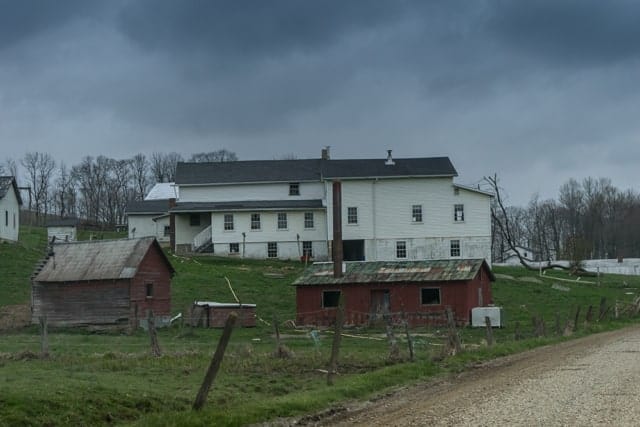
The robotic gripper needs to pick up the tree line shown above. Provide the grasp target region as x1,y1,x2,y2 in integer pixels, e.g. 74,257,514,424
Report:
1,150,237,226
489,175,640,263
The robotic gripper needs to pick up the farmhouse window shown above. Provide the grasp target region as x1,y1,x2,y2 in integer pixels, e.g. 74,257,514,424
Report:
224,214,234,231
163,225,170,236
302,241,313,258
190,214,201,226
229,242,240,253
146,283,154,298
347,207,358,224
13,212,16,229
421,288,441,305
322,290,341,308
277,212,288,230
450,239,461,257
454,187,460,196
396,241,407,258
454,204,464,222
267,242,278,258
289,183,300,196
251,213,261,230
412,205,423,222
304,212,314,229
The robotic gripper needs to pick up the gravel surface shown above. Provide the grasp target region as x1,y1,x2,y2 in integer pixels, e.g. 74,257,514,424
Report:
321,325,640,426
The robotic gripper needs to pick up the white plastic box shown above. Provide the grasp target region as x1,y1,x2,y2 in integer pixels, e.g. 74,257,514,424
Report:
471,307,504,328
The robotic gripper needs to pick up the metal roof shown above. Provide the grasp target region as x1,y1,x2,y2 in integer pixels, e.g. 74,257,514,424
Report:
0,176,23,205
293,259,494,286
33,237,175,283
45,218,79,227
175,157,457,185
145,182,179,200
170,199,324,213
127,199,171,215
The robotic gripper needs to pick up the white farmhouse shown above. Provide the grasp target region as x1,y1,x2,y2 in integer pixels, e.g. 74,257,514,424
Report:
170,150,493,263
126,183,179,244
0,176,22,242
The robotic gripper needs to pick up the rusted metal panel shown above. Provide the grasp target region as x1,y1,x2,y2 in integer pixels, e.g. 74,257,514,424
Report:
293,259,494,286
33,237,174,282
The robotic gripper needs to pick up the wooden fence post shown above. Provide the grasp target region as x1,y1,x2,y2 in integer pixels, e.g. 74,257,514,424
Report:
39,315,49,359
445,307,462,355
484,316,494,347
573,306,581,332
385,316,400,362
193,312,238,411
147,310,162,357
403,318,415,362
554,312,562,335
327,295,345,386
599,297,607,321
585,305,594,327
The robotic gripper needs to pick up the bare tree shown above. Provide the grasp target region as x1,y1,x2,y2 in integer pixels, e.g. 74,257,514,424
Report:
189,149,237,163
131,153,150,200
151,152,184,183
21,152,56,221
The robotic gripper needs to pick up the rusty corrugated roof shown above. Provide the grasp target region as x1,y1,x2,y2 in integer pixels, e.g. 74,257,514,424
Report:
33,237,174,282
293,259,494,286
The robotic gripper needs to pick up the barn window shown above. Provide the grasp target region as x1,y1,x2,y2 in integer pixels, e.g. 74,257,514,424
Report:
163,225,170,236
277,212,288,230
450,240,461,257
412,205,422,222
146,283,154,298
347,207,358,224
421,288,441,305
322,290,341,308
289,183,300,196
190,214,201,226
251,213,261,230
396,241,407,258
267,242,278,258
454,204,464,222
304,212,314,229
224,214,234,230
302,241,313,258
229,242,240,253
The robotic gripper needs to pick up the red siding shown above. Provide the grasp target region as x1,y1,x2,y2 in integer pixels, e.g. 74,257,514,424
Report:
296,267,493,327
129,244,172,327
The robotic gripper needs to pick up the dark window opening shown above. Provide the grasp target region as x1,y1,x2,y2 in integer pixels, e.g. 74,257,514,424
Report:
251,213,261,230
146,283,154,298
322,290,341,308
267,242,278,258
302,241,313,257
421,288,441,305
343,239,365,261
190,214,201,226
229,243,240,253
347,207,358,224
289,183,300,196
163,225,170,236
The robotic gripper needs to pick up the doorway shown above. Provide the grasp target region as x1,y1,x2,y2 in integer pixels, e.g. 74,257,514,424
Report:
343,239,365,261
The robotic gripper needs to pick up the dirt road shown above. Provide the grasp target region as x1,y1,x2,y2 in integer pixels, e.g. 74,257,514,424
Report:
323,325,640,426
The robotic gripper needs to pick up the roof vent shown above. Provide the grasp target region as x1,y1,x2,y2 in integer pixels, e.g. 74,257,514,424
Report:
385,149,395,166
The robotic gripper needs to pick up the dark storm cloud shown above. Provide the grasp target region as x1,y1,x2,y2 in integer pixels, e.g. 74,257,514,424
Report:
487,0,640,65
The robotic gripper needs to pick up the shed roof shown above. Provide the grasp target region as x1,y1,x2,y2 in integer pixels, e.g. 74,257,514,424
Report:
170,199,324,213
33,237,174,282
293,259,494,286
46,218,79,227
0,176,23,205
127,199,171,215
175,157,457,185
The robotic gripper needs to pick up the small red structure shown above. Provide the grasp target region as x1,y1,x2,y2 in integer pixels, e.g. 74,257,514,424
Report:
192,302,257,328
31,237,174,328
294,259,494,327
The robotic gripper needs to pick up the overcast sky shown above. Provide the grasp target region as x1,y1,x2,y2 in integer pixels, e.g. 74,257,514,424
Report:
1,0,639,206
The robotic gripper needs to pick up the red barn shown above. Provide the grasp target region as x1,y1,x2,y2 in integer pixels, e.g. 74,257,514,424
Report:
31,237,174,328
294,259,494,327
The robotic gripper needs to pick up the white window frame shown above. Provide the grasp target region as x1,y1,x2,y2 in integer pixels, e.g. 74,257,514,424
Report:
412,205,423,223
302,241,313,258
454,204,464,222
347,207,358,225
229,242,240,254
250,213,261,230
396,241,407,259
289,182,300,196
277,212,288,230
304,212,314,229
267,242,278,258
224,214,234,231
450,239,461,257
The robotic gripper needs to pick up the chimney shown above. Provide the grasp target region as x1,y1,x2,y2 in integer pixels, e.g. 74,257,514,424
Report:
169,198,176,252
332,181,343,278
385,150,395,166
321,146,331,160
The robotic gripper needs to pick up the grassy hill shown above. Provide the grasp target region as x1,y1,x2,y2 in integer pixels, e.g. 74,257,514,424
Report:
2,226,640,425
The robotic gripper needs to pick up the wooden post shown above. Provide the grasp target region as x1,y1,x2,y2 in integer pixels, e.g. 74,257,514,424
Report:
39,316,49,359
484,316,494,347
532,315,545,337
445,307,462,355
555,312,562,335
327,295,345,386
585,305,594,326
573,306,581,332
403,318,414,362
193,312,238,411
385,316,400,362
599,297,607,321
147,310,162,357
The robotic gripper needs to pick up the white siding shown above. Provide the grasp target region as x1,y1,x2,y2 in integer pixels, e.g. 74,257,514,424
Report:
174,213,211,246
47,226,77,242
0,186,20,242
128,215,171,242
179,182,325,203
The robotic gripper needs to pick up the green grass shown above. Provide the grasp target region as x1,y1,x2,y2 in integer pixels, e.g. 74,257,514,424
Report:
2,226,640,426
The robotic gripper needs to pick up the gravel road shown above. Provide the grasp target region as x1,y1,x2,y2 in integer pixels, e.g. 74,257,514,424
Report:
323,325,640,426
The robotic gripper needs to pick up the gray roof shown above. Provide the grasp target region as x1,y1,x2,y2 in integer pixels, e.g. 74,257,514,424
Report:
170,199,324,213
0,176,23,205
293,259,494,286
127,199,171,215
175,157,457,185
33,237,174,283
46,218,79,227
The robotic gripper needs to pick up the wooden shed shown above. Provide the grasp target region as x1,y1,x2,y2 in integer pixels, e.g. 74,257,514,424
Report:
46,218,79,242
31,237,174,328
191,301,257,328
294,259,494,327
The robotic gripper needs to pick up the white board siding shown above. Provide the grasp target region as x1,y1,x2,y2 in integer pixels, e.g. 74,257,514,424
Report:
366,236,491,264
47,226,77,243
214,240,329,260
0,184,20,242
326,178,491,240
179,182,325,203
210,210,327,244
174,213,211,246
